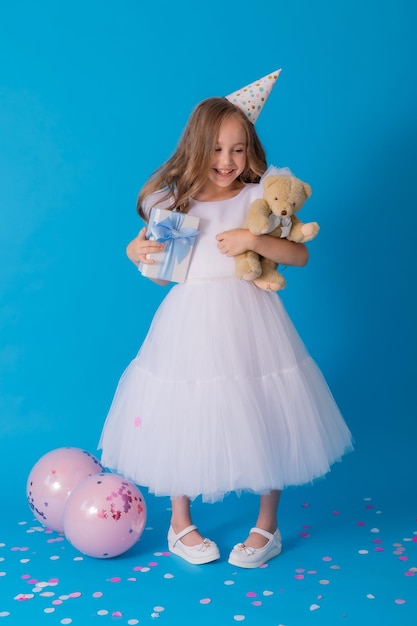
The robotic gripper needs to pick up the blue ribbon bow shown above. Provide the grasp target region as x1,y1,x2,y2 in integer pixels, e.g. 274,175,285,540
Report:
147,212,199,280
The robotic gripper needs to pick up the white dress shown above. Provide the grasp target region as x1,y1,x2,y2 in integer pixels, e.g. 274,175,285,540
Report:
99,169,353,503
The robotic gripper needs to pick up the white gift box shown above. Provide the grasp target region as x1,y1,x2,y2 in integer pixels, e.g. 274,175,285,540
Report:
139,208,200,283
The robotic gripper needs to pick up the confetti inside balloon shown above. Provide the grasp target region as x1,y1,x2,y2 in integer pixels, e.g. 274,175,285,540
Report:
63,473,147,558
26,447,104,532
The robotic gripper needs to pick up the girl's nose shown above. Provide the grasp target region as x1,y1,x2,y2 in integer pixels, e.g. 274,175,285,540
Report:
219,151,233,165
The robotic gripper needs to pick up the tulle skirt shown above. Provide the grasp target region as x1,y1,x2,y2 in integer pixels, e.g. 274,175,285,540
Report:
99,277,353,502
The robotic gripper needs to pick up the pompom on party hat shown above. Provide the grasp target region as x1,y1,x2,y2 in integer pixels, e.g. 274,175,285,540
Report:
226,69,281,122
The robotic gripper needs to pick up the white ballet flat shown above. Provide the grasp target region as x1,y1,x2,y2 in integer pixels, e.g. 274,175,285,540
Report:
228,527,282,568
167,524,220,565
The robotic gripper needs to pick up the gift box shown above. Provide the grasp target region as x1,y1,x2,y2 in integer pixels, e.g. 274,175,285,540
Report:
139,208,200,283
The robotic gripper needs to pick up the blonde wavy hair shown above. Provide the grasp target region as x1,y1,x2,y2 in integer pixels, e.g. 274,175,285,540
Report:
137,97,267,219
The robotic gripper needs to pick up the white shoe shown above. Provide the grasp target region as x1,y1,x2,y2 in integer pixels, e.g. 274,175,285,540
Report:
228,527,282,568
168,524,220,565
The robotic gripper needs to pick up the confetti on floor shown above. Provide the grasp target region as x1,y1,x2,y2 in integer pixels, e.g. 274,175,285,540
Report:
1,479,416,626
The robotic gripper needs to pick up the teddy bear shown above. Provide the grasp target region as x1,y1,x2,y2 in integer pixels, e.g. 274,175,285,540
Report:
235,174,319,291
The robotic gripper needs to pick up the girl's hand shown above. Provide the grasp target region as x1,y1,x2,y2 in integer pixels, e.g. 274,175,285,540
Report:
215,228,256,257
126,227,164,266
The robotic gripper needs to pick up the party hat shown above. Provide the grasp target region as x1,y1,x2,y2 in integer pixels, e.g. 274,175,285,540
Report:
226,69,281,122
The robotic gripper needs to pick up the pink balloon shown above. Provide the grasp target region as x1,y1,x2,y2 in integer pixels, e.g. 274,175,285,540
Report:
26,447,104,532
63,473,147,558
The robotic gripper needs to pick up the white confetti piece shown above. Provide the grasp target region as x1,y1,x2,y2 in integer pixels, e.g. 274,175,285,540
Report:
44,608,55,614
61,619,72,625
154,606,165,612
224,580,235,585
367,594,375,599
310,604,320,611
163,573,174,579
97,609,109,615
358,550,369,554
234,616,246,622
0,612,11,617
127,621,139,625
263,590,274,596
370,528,380,533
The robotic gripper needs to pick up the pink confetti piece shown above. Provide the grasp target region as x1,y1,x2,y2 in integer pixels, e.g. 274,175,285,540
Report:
246,592,257,597
200,598,211,604
109,577,121,583
251,601,262,606
148,561,158,567
404,571,415,577
332,511,340,515
357,521,365,526
299,532,310,538
301,503,310,508
322,556,332,562
398,556,409,561
69,592,82,598
395,599,406,605
112,611,123,617
294,574,304,580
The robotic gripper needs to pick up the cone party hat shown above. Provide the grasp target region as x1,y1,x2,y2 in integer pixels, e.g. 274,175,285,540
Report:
226,69,281,122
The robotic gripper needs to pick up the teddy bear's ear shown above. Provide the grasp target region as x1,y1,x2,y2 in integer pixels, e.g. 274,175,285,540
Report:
302,182,312,199
263,176,279,189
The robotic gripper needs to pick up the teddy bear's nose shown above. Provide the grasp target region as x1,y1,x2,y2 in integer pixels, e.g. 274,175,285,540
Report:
281,210,287,216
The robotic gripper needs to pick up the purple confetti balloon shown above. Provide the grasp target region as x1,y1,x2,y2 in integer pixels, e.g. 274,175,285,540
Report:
63,473,147,558
26,447,104,532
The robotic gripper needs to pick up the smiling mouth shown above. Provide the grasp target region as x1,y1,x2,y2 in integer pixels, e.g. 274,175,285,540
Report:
214,168,234,175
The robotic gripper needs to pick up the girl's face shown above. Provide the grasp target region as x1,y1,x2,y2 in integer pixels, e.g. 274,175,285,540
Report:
204,116,247,192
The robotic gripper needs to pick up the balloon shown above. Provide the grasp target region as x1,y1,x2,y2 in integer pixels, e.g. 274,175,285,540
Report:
26,447,104,532
63,473,147,558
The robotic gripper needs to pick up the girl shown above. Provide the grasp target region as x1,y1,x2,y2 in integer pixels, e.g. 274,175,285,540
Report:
99,95,353,568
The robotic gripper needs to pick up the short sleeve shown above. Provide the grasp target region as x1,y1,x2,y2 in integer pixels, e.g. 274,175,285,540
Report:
141,190,174,221
260,165,294,182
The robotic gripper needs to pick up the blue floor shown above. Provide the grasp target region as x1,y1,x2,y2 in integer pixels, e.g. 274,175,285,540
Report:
1,443,416,625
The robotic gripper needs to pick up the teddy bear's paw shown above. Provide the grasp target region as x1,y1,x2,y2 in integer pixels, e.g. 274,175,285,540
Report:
249,220,270,236
242,270,262,281
253,275,286,291
301,222,320,241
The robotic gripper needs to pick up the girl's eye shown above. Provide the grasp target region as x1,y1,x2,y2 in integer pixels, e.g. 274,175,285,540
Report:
234,149,243,153
214,147,222,152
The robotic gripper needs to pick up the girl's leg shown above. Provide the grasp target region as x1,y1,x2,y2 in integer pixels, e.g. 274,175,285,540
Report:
170,496,205,546
243,490,281,548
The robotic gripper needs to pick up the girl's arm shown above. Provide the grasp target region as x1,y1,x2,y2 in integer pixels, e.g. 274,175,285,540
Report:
216,228,309,266
126,227,170,286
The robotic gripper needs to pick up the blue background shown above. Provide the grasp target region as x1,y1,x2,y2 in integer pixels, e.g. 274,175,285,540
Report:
1,0,416,508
